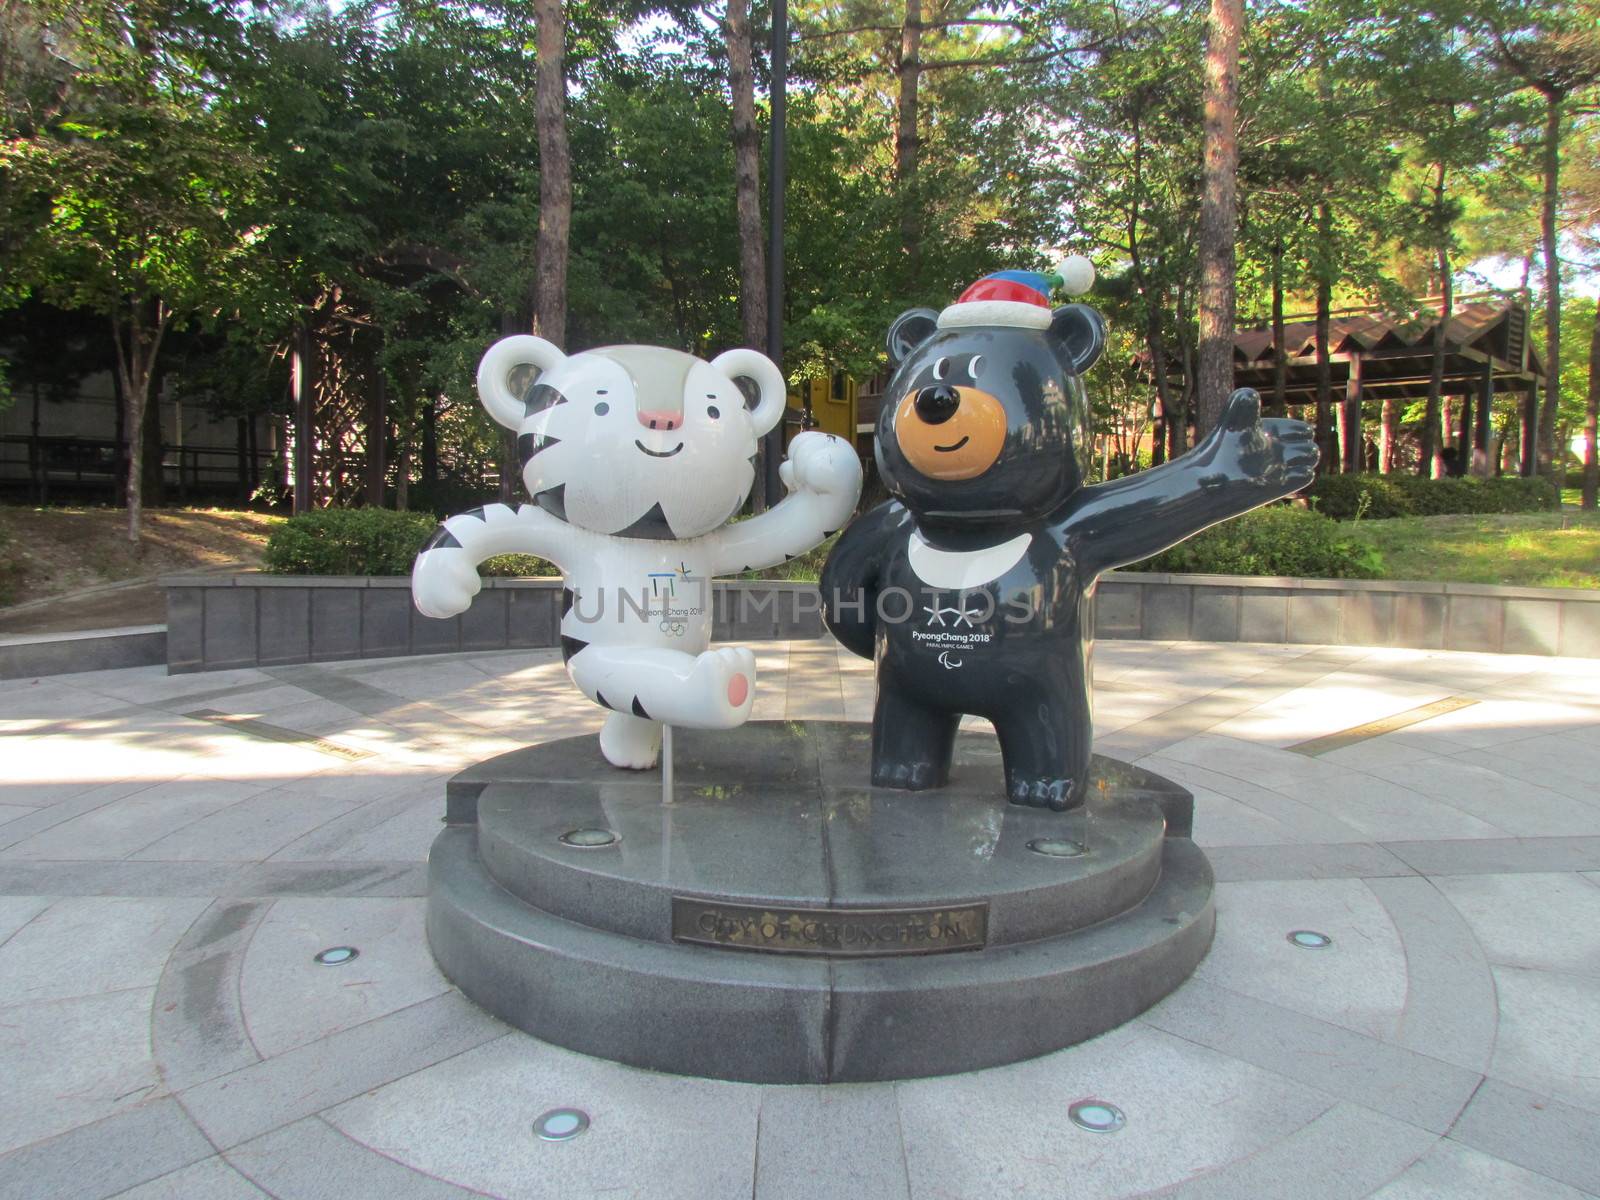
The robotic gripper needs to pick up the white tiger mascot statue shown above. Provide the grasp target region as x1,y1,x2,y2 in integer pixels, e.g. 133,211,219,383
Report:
412,335,863,770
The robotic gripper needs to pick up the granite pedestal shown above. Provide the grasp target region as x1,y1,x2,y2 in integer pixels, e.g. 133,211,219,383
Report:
426,721,1215,1083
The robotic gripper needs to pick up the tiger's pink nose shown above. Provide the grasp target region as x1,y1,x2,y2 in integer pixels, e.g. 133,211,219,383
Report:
637,410,682,431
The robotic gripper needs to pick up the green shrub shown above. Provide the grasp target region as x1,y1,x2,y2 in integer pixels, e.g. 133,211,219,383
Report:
1121,505,1384,580
1306,473,1558,520
262,508,439,576
481,554,559,577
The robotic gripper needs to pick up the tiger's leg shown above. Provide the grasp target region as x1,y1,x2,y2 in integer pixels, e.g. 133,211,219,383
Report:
567,644,757,770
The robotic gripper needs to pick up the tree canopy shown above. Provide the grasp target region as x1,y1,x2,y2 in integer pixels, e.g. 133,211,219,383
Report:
1,0,1597,521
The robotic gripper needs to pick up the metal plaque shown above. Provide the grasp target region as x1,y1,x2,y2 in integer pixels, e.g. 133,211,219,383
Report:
671,897,988,957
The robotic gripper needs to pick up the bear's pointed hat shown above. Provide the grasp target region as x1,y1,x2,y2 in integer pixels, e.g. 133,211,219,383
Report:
937,255,1096,330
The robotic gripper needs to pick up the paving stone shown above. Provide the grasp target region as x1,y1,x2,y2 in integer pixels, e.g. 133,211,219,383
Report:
0,989,164,1155
1484,964,1600,1115
897,1022,1333,1200
0,1099,213,1200
0,896,207,1006
1152,1102,1436,1200
109,1156,272,1199
152,900,268,1092
1450,1078,1600,1195
1428,873,1600,973
1365,876,1499,1074
226,1118,479,1199
178,990,505,1148
129,787,370,862
1364,760,1600,839
1194,879,1407,1042
1203,842,1415,882
753,1085,909,1200
1387,839,1600,878
1374,1138,1592,1199
324,1033,761,1200
0,896,49,946
238,898,449,1058
1143,979,1482,1135
4,778,272,861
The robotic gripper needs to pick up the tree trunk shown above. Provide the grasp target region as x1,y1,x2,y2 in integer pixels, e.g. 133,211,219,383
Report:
1313,250,1334,474
1271,240,1286,415
1380,396,1397,473
1420,245,1452,478
1196,0,1241,436
532,0,570,347
110,300,168,545
1537,88,1562,479
141,369,164,508
1146,307,1176,469
896,0,922,281
727,0,767,351
1584,295,1599,509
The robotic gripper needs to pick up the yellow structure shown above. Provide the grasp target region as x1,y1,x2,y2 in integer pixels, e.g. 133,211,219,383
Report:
785,373,858,444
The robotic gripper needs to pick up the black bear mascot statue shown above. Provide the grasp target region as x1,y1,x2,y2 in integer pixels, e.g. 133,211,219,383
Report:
821,263,1319,812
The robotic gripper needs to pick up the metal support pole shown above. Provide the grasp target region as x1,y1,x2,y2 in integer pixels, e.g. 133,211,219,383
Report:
764,0,787,507
661,724,674,804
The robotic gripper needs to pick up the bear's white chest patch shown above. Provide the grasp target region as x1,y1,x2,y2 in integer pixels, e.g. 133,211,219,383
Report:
907,530,1032,590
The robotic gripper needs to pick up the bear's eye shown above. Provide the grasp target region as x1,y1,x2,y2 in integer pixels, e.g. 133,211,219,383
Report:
707,405,720,419
967,355,984,380
932,358,950,381
594,401,610,416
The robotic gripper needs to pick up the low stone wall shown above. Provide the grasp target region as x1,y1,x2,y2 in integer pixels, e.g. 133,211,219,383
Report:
161,576,829,674
1,625,167,680
1095,573,1600,658
162,571,1600,674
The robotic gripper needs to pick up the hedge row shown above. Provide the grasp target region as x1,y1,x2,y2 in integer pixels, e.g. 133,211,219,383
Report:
1304,474,1558,520
262,508,557,577
1120,505,1384,580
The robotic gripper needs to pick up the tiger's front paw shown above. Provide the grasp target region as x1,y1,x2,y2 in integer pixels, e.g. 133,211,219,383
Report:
412,545,481,619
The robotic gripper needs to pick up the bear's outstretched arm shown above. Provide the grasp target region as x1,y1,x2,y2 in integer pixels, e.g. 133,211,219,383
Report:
820,501,908,661
412,502,581,619
1060,389,1318,576
704,431,863,576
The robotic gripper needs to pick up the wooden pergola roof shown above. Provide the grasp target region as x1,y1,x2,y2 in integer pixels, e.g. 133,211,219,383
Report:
1230,296,1545,403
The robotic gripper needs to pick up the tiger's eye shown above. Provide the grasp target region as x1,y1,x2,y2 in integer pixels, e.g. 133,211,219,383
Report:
707,405,720,419
594,401,610,415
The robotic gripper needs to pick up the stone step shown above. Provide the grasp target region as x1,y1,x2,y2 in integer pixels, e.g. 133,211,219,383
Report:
426,825,1215,1084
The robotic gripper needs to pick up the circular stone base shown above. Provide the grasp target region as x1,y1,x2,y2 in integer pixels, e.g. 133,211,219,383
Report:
427,721,1214,1083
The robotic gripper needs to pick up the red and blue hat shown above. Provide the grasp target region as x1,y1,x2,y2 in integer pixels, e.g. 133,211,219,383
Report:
938,256,1096,330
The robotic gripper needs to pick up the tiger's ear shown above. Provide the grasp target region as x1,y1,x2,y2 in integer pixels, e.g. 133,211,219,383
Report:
477,336,566,429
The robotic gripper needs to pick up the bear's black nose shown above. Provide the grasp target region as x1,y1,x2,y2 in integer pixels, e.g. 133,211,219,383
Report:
914,385,961,425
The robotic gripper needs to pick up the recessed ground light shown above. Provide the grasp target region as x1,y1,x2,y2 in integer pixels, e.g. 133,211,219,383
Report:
1069,1100,1125,1132
1287,930,1333,949
559,828,619,848
314,946,358,965
1027,837,1087,858
534,1108,590,1140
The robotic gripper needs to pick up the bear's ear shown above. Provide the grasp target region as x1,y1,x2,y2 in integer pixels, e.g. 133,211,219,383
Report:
886,308,939,367
1049,304,1107,375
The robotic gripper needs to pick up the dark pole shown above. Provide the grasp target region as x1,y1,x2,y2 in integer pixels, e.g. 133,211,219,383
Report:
764,0,787,506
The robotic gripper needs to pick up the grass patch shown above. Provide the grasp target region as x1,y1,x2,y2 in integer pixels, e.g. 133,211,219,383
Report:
1357,510,1600,589
749,510,1599,590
